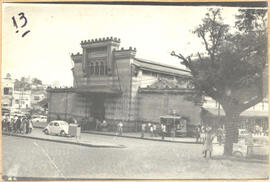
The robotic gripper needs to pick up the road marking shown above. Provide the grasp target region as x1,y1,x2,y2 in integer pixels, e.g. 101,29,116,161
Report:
33,141,66,179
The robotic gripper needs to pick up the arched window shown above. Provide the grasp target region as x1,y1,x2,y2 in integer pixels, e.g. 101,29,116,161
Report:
95,62,99,75
90,63,94,75
100,62,104,75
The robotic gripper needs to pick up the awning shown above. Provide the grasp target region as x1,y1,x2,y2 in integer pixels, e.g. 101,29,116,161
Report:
203,107,268,118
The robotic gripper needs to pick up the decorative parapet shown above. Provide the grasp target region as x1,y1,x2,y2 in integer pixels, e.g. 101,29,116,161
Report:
71,52,82,63
113,47,137,59
80,37,121,48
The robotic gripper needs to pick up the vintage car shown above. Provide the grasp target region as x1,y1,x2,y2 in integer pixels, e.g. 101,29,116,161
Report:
43,120,69,136
233,136,268,158
32,115,47,123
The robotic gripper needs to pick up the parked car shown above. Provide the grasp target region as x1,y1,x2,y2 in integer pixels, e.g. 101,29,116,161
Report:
43,120,69,136
233,136,269,158
32,115,47,123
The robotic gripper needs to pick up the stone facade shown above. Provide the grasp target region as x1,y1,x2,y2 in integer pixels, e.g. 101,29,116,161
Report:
47,37,201,132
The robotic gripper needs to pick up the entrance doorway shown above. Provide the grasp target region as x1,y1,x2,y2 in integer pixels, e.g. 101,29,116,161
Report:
91,94,105,122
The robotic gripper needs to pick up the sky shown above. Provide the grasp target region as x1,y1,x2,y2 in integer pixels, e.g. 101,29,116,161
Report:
2,4,240,86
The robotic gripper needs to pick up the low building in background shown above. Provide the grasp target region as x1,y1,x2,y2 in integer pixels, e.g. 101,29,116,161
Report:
202,97,268,132
1,74,48,115
13,90,31,110
1,74,15,114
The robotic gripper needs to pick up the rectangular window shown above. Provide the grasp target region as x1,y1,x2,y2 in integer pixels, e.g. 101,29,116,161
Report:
15,100,19,104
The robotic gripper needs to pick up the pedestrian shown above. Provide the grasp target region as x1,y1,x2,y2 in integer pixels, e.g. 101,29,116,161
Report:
153,124,157,137
202,127,215,158
200,126,206,143
161,123,166,140
25,118,30,134
11,118,16,133
141,123,146,138
15,116,21,133
20,117,26,134
117,121,123,136
2,116,7,131
216,127,223,145
150,124,154,137
28,119,33,134
195,126,200,143
96,119,101,131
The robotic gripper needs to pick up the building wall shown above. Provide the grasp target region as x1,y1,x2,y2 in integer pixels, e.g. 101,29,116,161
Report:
104,56,134,130
13,90,31,109
47,91,88,123
31,92,46,105
1,77,15,109
138,92,201,126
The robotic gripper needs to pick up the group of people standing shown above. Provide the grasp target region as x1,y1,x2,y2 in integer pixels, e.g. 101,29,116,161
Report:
141,122,166,140
2,115,33,134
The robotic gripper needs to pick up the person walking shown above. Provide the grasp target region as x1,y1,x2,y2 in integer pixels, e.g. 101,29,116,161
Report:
153,124,157,137
161,123,166,140
141,123,146,138
15,116,21,133
28,119,33,134
20,117,26,134
25,118,30,134
2,115,6,131
195,126,200,143
117,121,123,136
217,127,223,145
202,127,215,158
150,124,154,137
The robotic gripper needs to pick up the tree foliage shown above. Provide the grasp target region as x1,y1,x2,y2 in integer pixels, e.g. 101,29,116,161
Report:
172,8,267,155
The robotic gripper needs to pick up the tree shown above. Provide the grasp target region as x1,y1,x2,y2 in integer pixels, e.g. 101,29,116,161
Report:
171,8,267,155
32,78,43,85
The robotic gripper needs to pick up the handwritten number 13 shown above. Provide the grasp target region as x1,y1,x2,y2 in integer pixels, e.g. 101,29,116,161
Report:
12,12,30,37
12,12,27,28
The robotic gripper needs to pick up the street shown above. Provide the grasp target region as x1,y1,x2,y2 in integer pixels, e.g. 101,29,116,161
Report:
2,133,269,180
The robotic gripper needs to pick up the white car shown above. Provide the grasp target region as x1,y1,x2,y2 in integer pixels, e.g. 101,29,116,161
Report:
32,115,47,123
233,136,269,158
43,120,69,136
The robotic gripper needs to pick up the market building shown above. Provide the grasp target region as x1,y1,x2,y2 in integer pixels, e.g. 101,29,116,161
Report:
47,37,202,132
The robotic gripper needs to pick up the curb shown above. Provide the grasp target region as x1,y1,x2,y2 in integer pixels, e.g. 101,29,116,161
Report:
83,131,199,144
2,132,125,149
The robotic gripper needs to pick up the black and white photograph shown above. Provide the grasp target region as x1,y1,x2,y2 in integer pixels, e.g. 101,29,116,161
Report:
2,2,268,180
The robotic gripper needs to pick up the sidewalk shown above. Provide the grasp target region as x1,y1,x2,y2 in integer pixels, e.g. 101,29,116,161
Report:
83,130,207,144
2,129,125,149
32,122,202,144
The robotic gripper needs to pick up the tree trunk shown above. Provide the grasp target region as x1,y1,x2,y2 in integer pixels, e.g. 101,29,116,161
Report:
223,112,240,156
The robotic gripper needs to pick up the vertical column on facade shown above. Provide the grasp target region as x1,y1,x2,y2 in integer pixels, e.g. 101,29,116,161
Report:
82,48,87,74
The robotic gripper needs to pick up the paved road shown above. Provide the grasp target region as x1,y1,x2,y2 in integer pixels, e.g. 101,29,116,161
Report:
2,134,268,180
